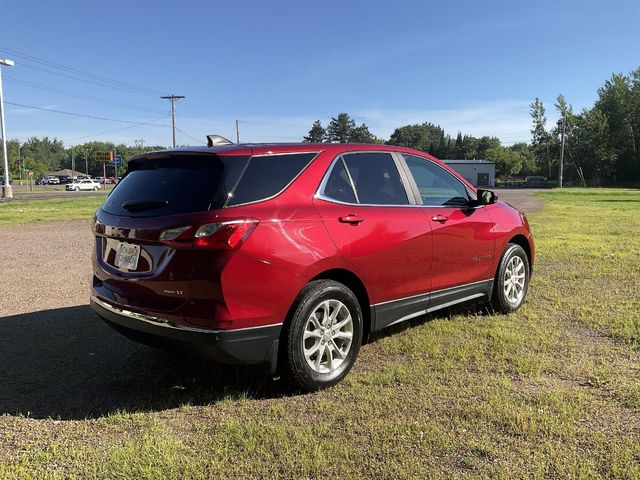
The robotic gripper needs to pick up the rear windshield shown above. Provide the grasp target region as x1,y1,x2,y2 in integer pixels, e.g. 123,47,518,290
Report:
101,154,248,217
101,151,316,217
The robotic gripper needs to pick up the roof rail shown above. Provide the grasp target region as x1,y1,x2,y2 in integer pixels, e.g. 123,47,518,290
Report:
207,135,234,147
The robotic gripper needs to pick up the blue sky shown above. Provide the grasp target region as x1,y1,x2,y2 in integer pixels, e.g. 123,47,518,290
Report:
2,0,639,147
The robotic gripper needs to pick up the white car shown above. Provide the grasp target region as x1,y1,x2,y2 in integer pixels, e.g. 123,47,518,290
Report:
43,176,60,185
66,178,101,191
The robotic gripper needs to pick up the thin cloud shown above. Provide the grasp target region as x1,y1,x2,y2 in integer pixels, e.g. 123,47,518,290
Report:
9,100,536,147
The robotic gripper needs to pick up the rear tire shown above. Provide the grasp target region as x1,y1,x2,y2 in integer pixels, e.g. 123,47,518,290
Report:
491,243,530,313
283,280,363,391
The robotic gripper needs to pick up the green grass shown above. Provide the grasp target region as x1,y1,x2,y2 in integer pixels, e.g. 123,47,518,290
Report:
1,188,639,479
0,196,104,225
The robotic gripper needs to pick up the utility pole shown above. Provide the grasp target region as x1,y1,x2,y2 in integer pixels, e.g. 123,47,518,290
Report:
558,111,566,188
161,95,185,148
236,120,240,143
18,142,21,184
0,57,15,199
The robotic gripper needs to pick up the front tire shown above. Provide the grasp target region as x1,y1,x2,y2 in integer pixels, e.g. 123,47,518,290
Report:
284,280,363,391
491,243,530,313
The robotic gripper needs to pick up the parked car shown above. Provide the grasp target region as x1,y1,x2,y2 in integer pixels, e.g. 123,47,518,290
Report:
66,178,101,191
525,176,546,188
90,143,534,390
41,176,60,185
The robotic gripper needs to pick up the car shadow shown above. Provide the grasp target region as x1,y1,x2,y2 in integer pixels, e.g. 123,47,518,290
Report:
1,302,493,420
0,306,292,420
366,300,494,344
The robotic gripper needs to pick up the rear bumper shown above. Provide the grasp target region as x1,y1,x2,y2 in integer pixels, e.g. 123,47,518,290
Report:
90,296,281,371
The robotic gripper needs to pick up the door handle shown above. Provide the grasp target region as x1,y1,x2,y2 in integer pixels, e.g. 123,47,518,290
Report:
339,214,365,225
431,214,449,223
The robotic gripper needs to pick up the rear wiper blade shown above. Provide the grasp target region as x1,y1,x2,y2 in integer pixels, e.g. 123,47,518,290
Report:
121,199,169,212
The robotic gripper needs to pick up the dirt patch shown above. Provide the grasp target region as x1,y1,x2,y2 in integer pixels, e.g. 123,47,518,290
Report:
495,189,544,213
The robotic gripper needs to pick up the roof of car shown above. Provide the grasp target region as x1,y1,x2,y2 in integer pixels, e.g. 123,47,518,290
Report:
128,142,441,162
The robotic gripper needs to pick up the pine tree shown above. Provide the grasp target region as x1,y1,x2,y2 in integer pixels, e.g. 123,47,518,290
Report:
350,123,376,143
303,120,326,143
326,113,356,143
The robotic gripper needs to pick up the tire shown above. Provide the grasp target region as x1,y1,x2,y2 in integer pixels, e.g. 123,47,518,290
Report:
283,280,363,391
93,186,98,191
491,243,530,313
74,187,79,191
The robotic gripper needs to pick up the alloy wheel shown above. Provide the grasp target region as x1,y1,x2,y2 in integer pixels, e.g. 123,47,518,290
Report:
303,299,353,374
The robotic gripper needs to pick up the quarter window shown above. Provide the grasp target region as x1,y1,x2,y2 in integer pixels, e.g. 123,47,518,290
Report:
227,153,316,206
403,154,470,206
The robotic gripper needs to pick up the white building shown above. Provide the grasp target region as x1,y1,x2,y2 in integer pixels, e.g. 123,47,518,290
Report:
441,159,495,187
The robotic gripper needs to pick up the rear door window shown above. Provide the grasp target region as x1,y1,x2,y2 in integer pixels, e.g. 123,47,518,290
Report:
341,152,409,205
322,158,358,204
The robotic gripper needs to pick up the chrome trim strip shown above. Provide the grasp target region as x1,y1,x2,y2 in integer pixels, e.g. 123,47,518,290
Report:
252,150,321,157
370,278,493,307
91,296,282,334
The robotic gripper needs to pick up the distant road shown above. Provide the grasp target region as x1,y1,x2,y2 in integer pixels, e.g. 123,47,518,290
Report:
0,185,112,202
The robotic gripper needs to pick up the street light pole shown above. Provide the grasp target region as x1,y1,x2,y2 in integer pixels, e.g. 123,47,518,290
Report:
0,58,15,199
160,95,185,148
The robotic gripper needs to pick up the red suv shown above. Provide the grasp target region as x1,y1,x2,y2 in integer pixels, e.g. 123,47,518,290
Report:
90,142,534,390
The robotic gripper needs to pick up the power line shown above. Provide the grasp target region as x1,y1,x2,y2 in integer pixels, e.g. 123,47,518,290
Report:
61,116,169,143
0,45,167,96
4,75,166,114
16,63,163,98
176,127,201,144
5,101,171,127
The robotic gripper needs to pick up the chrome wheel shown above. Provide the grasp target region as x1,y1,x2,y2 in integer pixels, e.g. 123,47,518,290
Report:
503,255,526,304
303,299,353,374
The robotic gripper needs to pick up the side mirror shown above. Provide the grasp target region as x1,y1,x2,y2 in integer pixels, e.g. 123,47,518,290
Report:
476,189,498,205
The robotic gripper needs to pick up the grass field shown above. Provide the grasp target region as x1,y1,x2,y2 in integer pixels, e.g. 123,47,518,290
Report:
1,189,639,479
0,196,104,226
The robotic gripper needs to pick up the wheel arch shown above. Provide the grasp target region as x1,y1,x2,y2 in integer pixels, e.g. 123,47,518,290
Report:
508,234,533,272
310,268,372,341
277,268,373,373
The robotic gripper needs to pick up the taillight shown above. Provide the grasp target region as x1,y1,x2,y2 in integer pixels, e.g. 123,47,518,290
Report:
194,219,259,250
159,218,259,250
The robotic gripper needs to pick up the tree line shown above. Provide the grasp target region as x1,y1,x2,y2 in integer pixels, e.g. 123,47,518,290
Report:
2,67,638,185
3,139,164,180
306,67,640,184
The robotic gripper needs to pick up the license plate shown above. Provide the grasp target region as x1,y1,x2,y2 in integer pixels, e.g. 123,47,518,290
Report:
114,242,141,270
